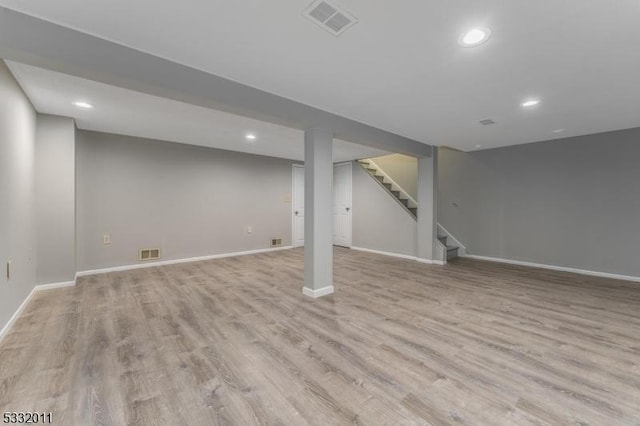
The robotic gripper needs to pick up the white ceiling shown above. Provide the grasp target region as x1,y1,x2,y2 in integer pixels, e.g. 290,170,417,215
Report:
7,61,390,162
2,1,640,151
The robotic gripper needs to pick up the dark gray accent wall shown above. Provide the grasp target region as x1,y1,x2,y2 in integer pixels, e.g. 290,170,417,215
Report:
76,130,295,271
0,60,37,333
352,162,416,256
438,127,640,277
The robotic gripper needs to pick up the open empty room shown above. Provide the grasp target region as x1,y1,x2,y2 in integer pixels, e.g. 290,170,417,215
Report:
1,2,639,425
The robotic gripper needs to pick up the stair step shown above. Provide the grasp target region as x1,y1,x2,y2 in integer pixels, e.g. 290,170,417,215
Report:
408,207,417,217
437,235,448,244
398,198,408,206
447,246,459,260
390,190,400,197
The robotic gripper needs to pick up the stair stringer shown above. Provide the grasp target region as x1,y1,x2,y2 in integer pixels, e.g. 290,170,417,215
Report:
437,223,466,257
356,159,417,220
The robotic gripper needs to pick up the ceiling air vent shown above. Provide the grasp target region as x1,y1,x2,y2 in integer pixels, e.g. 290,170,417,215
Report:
478,119,496,126
303,0,358,36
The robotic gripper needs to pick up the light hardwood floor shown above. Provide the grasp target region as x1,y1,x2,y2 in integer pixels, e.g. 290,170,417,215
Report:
1,247,639,425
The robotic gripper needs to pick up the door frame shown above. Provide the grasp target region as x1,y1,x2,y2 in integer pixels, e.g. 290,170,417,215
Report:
291,164,305,247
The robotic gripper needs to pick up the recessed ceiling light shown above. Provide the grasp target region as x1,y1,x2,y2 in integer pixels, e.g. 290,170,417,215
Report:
475,144,482,148
521,99,541,108
245,133,257,141
459,27,491,47
552,129,565,133
73,101,93,109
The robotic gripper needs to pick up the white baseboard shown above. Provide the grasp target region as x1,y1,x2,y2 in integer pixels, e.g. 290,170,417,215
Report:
351,246,417,261
302,285,335,298
0,286,38,344
351,246,448,266
462,254,640,283
0,279,78,344
76,246,294,277
35,280,76,291
416,258,447,266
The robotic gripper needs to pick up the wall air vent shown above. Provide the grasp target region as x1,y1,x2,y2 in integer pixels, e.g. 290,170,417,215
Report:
139,248,160,261
270,238,283,248
303,0,358,36
478,119,496,126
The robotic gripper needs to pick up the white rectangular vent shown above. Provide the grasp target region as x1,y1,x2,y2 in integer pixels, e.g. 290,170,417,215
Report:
139,248,160,261
309,1,336,22
270,238,283,248
478,119,496,126
303,0,357,36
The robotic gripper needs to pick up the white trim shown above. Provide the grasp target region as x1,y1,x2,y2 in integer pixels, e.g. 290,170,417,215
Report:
351,246,448,266
462,254,640,283
437,223,467,256
35,280,76,291
76,246,293,277
351,246,416,261
0,278,78,343
0,286,38,344
302,285,335,298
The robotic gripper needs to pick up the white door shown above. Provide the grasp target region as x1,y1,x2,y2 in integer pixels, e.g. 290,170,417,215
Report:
333,162,352,247
292,165,305,247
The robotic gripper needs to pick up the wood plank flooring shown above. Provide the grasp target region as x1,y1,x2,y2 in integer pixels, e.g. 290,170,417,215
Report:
1,247,639,425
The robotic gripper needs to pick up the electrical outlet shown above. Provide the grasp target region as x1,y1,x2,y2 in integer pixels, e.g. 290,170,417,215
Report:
247,226,253,235
103,233,111,245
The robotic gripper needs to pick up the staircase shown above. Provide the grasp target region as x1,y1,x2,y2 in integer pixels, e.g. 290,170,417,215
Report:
357,159,418,218
357,158,459,261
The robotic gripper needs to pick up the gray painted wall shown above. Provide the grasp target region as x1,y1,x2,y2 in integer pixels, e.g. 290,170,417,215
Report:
439,127,640,277
76,130,295,271
35,114,76,284
371,154,418,200
352,162,416,256
0,60,37,332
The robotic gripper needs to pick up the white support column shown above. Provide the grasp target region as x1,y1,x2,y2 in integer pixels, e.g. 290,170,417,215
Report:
417,148,438,263
302,128,334,298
